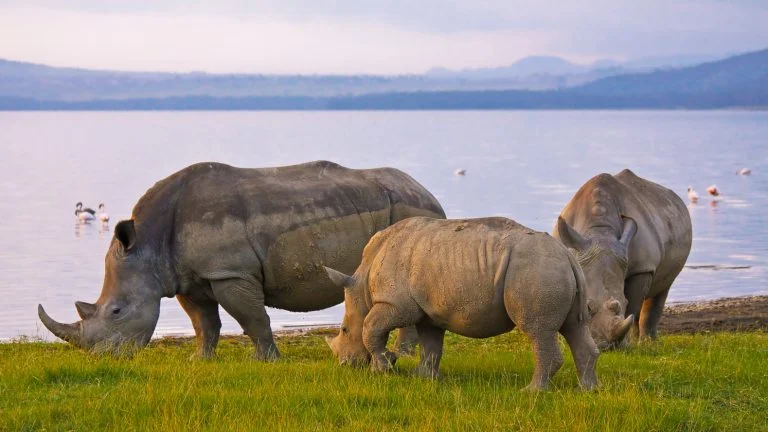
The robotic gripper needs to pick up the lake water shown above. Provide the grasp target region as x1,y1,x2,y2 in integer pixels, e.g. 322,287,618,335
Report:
1,111,766,341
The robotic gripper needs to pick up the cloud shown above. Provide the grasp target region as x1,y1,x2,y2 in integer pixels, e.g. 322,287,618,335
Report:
0,1,766,73
0,6,561,74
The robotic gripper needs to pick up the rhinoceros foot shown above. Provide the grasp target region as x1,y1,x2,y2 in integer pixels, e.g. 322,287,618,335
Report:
252,345,281,362
371,350,397,373
413,365,441,380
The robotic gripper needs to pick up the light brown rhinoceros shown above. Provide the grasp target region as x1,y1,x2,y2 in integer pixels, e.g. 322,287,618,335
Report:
38,161,445,358
553,169,692,349
324,217,599,391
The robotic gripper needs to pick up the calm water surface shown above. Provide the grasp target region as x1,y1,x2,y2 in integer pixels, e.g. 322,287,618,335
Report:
1,111,766,340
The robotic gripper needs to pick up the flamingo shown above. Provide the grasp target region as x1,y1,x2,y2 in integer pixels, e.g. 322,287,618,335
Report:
687,186,699,203
707,185,720,197
454,168,466,176
75,202,96,223
98,203,110,223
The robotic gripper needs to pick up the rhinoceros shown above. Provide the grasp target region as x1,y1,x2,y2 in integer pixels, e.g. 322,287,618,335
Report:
38,161,445,358
553,169,692,349
324,217,599,391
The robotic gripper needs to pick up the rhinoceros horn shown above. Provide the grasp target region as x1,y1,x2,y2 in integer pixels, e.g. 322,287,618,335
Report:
75,301,97,320
38,304,82,345
611,314,634,342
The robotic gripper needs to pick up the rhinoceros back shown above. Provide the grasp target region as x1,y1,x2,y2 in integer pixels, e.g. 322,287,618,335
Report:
167,161,444,312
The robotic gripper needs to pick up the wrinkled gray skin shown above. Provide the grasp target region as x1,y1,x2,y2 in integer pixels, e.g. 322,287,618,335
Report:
553,169,692,350
39,161,445,358
325,217,599,391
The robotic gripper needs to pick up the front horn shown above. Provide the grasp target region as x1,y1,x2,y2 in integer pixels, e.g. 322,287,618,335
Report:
38,304,82,345
611,314,634,342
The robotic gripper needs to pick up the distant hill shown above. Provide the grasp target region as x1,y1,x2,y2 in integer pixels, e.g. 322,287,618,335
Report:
0,57,616,101
330,49,768,109
0,52,723,102
1,49,765,110
571,49,768,98
426,56,598,79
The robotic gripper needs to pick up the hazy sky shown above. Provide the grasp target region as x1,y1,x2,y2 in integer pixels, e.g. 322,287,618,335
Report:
1,1,767,74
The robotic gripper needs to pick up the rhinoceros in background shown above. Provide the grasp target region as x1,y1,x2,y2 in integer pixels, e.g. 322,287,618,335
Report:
553,169,692,349
324,217,599,391
38,161,445,358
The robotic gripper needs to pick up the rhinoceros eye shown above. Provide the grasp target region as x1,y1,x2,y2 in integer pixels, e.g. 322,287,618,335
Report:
112,307,121,315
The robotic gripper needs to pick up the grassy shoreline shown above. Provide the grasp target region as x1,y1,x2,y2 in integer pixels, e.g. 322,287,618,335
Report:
2,329,766,431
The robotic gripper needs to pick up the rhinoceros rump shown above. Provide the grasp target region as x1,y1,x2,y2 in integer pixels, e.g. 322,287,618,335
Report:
553,169,692,349
39,161,445,358
325,217,599,391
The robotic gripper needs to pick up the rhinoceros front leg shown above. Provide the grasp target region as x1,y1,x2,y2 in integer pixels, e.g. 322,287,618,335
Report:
624,273,653,341
363,303,414,373
639,287,670,340
414,321,445,379
177,294,221,359
394,326,419,355
211,278,280,361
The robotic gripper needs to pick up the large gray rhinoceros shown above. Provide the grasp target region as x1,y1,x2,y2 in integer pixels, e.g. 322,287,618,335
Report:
553,169,692,349
324,217,599,391
38,161,445,358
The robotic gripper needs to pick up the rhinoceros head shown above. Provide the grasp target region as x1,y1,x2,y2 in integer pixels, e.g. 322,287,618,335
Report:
38,220,164,356
323,267,371,366
556,216,636,350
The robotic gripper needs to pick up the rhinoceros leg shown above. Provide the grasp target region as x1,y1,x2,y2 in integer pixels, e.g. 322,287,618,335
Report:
211,278,280,361
639,287,670,340
624,273,653,341
414,321,445,379
363,303,416,373
177,294,221,359
524,330,564,391
560,323,599,390
394,326,419,356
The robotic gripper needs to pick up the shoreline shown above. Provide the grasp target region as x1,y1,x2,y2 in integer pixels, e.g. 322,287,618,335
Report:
165,294,768,344
659,295,768,334
7,295,766,344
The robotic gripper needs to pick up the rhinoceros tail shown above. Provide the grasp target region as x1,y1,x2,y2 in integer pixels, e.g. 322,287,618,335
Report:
566,249,587,322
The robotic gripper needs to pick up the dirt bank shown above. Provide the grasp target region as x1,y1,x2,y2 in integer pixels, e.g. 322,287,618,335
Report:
659,295,768,334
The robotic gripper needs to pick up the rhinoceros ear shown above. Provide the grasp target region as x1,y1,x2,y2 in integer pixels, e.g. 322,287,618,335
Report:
556,216,589,251
619,215,637,246
587,298,599,316
324,266,353,288
115,219,137,251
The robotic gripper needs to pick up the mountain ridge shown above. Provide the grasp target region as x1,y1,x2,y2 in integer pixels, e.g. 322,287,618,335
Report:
1,48,766,110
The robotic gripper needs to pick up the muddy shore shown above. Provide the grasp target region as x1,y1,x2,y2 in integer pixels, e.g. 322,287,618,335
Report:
659,295,768,334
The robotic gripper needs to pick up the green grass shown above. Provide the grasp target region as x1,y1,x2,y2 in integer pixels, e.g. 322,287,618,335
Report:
1,331,766,431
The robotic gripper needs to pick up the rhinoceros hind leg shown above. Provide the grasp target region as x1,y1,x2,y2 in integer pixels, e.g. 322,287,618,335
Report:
414,321,445,379
624,273,653,341
211,278,280,361
177,294,221,360
560,323,599,390
524,330,563,391
363,303,415,373
394,326,419,356
639,287,670,340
